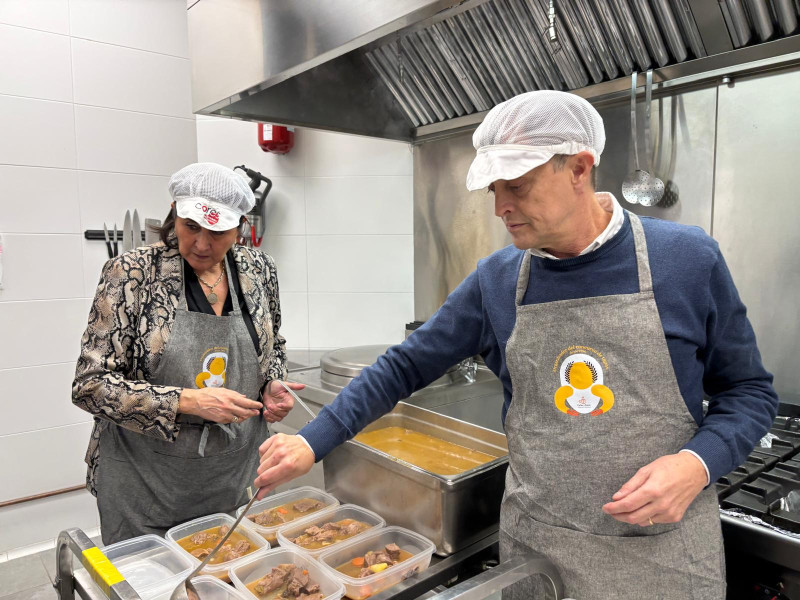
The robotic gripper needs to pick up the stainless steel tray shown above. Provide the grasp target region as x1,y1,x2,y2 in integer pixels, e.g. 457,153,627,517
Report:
323,402,508,556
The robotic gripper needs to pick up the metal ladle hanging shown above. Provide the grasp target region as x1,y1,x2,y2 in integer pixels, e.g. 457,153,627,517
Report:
622,71,665,206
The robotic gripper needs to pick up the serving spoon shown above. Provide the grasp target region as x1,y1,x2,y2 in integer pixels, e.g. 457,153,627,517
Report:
170,381,315,599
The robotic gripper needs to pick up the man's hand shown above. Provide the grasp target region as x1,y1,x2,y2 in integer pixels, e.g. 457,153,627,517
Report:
602,452,707,527
178,388,261,424
254,433,315,498
262,380,306,423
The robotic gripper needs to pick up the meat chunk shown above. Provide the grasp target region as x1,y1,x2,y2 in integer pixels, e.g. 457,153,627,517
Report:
252,509,285,526
190,548,211,560
310,529,338,543
253,563,295,595
340,522,365,537
303,525,322,537
320,521,342,532
293,499,322,513
223,539,251,560
385,543,401,560
285,569,310,596
219,525,231,536
359,567,373,578
190,531,217,545
363,551,379,567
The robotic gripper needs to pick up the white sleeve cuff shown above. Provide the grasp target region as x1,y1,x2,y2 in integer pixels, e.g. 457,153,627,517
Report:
679,449,710,486
297,435,316,460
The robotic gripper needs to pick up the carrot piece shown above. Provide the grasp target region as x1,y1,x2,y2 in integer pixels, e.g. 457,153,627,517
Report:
277,507,289,514
303,570,308,575
351,556,365,567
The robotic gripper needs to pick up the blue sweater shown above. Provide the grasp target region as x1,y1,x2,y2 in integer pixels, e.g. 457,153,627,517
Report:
300,213,779,484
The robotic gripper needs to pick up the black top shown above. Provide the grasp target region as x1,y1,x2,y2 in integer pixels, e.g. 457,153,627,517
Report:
184,251,260,352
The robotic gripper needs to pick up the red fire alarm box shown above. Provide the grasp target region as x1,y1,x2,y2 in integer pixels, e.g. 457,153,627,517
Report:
258,123,295,154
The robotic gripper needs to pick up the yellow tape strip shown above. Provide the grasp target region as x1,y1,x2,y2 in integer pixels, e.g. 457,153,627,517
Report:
82,546,125,595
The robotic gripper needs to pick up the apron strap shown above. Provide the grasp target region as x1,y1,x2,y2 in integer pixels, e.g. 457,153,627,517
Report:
626,212,654,294
177,251,244,314
515,252,532,306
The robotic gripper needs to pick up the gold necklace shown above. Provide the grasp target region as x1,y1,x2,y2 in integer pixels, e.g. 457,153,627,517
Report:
196,261,225,304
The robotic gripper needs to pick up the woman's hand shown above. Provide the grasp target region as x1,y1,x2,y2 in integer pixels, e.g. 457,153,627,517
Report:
178,388,262,424
261,380,306,423
254,433,315,498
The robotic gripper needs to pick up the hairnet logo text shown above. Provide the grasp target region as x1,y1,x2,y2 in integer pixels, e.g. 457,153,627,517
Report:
195,202,220,226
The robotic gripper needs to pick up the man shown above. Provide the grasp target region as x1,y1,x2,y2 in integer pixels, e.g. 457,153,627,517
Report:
254,91,778,599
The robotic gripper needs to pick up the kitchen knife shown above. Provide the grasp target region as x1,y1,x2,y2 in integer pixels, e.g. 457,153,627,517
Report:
122,210,132,252
132,209,142,248
144,218,161,245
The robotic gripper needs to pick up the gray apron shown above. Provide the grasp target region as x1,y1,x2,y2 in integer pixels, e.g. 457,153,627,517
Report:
97,260,269,544
500,213,725,599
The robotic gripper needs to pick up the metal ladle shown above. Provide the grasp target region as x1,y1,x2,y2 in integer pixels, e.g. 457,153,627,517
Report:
169,381,315,600
168,487,262,600
622,71,665,206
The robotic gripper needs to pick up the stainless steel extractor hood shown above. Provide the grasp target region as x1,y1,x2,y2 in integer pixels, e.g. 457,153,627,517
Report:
189,0,800,142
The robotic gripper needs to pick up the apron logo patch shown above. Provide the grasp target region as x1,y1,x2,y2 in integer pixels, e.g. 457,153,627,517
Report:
195,349,229,388
554,352,614,416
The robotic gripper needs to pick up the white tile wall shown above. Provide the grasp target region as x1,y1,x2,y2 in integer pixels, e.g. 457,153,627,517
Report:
196,117,305,177
0,1,196,552
195,117,415,352
0,95,76,168
75,105,197,175
279,292,310,350
0,490,98,554
72,38,192,118
308,293,414,348
0,363,90,437
0,234,85,301
0,166,80,233
0,0,70,35
260,237,307,293
0,299,89,369
305,176,413,235
0,421,93,503
307,235,413,293
303,129,412,177
0,24,72,102
69,0,190,58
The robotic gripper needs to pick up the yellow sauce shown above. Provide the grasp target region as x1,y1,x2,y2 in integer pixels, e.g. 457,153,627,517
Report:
177,526,257,565
354,426,496,475
248,497,329,544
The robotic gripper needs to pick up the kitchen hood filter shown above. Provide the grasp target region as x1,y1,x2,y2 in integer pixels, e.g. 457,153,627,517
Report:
670,0,708,58
550,0,607,84
773,0,799,34
746,0,776,41
592,0,637,74
630,0,672,66
607,0,654,70
569,0,621,79
651,0,689,62
720,0,754,47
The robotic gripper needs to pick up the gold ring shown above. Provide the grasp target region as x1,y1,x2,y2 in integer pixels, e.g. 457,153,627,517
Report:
648,517,654,526
232,415,239,423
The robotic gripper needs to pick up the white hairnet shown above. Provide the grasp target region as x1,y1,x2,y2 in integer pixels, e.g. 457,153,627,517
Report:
466,91,605,191
169,162,255,231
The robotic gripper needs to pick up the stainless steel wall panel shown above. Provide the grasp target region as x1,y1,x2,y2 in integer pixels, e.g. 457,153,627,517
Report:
712,67,800,403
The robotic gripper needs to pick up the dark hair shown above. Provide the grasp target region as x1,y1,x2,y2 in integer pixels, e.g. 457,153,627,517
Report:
550,153,597,189
154,207,248,248
154,207,179,248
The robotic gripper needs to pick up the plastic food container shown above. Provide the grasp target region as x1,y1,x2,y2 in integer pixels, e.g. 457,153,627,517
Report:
276,504,386,559
318,526,435,600
165,513,269,581
76,535,195,600
235,486,339,546
229,548,345,600
151,575,249,600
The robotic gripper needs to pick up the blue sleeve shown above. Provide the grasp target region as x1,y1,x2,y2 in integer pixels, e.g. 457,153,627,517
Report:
299,269,490,460
682,250,779,483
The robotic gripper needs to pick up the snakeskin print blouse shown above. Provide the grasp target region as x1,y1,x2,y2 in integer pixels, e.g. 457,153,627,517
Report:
72,241,287,495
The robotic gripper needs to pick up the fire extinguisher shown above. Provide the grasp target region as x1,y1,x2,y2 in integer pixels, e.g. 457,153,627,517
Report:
258,123,294,154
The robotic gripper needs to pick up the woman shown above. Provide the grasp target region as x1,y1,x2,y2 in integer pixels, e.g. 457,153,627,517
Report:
73,162,303,544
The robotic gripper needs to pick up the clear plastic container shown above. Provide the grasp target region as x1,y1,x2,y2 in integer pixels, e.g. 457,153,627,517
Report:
165,513,269,581
318,527,435,600
229,547,344,600
235,486,339,546
75,535,195,600
276,504,385,559
151,575,249,600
